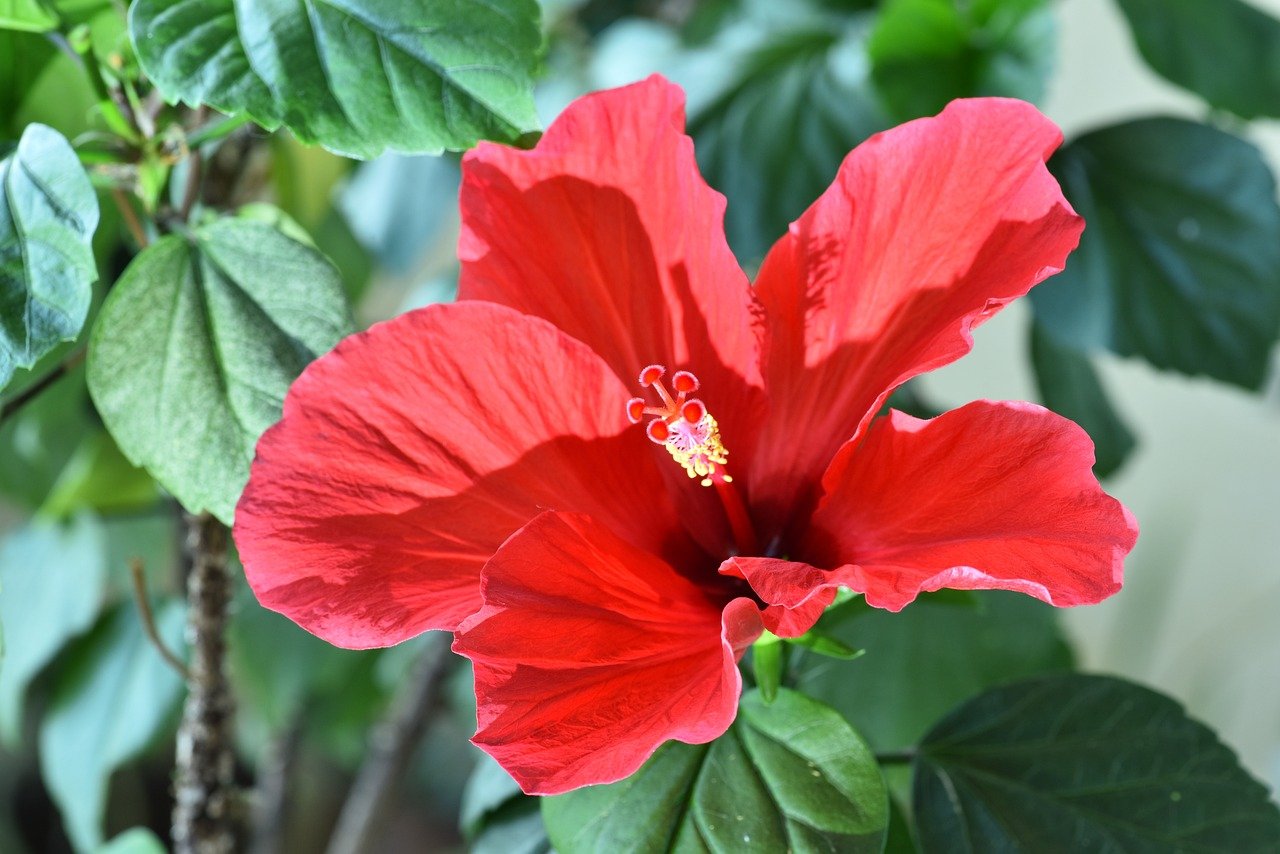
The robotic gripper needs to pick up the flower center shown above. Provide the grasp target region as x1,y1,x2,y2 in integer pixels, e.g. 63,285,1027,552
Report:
627,364,758,555
626,365,728,487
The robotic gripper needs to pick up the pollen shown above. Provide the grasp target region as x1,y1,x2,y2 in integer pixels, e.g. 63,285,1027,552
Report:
626,365,730,487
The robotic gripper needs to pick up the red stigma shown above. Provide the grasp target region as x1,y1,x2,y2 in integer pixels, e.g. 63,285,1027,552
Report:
646,419,670,443
638,365,665,387
681,399,705,424
672,371,699,393
626,397,646,424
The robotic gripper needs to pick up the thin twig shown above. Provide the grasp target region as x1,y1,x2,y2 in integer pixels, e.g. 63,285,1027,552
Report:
0,348,85,426
129,558,189,679
173,513,238,854
325,637,453,854
112,187,149,248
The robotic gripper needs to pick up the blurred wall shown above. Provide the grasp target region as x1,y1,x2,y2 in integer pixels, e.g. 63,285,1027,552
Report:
920,0,1280,790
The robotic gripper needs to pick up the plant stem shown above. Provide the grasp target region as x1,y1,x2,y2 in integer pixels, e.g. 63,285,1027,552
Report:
875,749,918,765
325,637,452,854
173,512,238,854
249,717,302,854
0,348,85,426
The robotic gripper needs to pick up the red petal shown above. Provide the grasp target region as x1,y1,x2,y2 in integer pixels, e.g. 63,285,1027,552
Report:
454,511,762,794
749,98,1083,531
234,303,694,648
458,75,766,473
719,557,835,638
794,401,1137,611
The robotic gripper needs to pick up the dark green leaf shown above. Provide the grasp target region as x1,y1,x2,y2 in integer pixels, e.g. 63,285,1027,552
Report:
88,218,351,523
884,796,919,854
0,514,107,743
0,123,99,391
129,0,542,158
689,22,890,264
796,592,1073,752
0,0,57,32
0,30,58,136
543,688,888,853
868,0,1054,121
39,601,185,852
1029,320,1136,478
1033,118,1280,390
913,674,1280,852
1116,0,1280,120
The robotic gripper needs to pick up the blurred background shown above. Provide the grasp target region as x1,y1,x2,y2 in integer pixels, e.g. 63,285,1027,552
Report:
2,0,1278,850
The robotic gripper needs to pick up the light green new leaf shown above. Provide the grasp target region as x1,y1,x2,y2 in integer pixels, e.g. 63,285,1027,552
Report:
40,602,185,852
0,0,57,32
543,688,888,853
88,218,351,524
1117,0,1280,120
914,674,1280,851
0,513,107,744
0,123,99,391
1033,118,1280,390
129,0,542,159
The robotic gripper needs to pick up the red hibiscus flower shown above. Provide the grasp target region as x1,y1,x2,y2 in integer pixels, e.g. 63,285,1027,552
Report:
234,76,1138,795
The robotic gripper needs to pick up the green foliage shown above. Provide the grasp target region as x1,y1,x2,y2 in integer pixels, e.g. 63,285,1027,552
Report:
96,827,168,854
129,0,544,159
543,688,888,852
39,601,185,852
687,18,889,263
88,219,352,524
0,358,93,508
913,674,1280,851
1034,118,1280,390
0,0,57,32
461,757,552,854
41,431,159,517
796,592,1073,751
868,0,1054,121
0,514,107,743
1117,0,1280,120
0,123,99,391
1029,321,1136,478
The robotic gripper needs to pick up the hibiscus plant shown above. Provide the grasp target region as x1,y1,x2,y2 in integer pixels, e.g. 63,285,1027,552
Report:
1,0,1279,852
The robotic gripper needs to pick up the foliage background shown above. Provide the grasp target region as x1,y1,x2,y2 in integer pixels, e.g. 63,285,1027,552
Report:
0,0,1278,850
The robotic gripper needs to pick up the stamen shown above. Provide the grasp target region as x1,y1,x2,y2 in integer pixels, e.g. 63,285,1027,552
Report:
625,363,759,555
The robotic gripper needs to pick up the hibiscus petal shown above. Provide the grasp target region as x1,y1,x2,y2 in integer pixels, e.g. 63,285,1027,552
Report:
457,75,765,464
749,98,1083,530
235,302,695,648
789,401,1137,612
454,511,762,795
719,557,835,638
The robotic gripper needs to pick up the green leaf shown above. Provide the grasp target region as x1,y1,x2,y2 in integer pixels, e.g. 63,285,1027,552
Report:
1116,0,1280,120
795,592,1073,752
688,21,890,264
39,601,185,852
461,756,552,854
129,0,542,159
1033,118,1280,390
543,688,888,853
0,30,58,136
0,358,93,508
88,218,351,523
913,674,1280,852
1029,321,1136,478
0,513,107,744
0,0,57,32
868,0,1054,121
95,828,167,854
0,123,99,391
41,431,159,517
